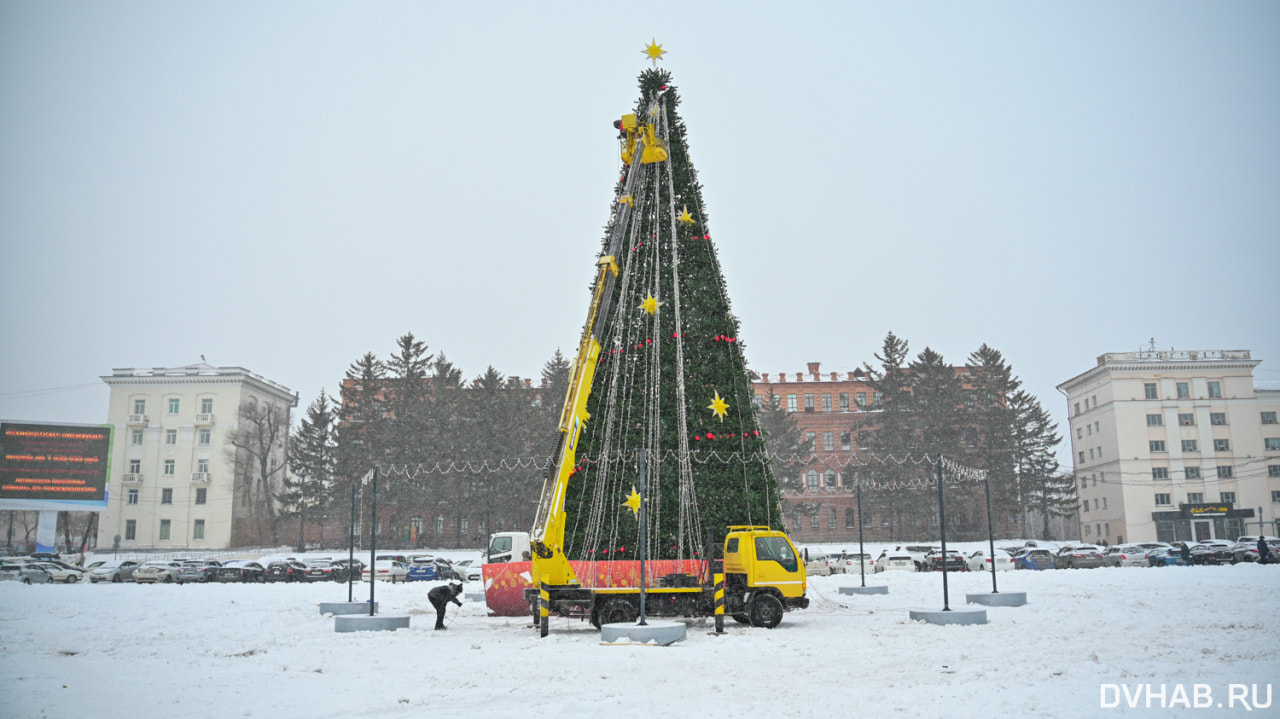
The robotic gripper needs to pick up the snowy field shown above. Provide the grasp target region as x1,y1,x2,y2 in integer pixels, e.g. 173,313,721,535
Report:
1,548,1276,719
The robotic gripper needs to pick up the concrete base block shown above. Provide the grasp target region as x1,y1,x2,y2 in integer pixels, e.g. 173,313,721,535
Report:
334,614,410,633
909,607,988,626
839,585,889,595
600,620,686,646
966,591,1027,607
319,601,378,616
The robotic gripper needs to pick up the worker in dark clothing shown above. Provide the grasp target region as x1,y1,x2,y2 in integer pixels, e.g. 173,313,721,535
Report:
1179,542,1191,565
1258,537,1272,565
429,582,464,630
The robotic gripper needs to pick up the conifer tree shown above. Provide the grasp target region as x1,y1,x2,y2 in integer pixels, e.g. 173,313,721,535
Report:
857,331,920,539
284,389,337,549
559,68,780,561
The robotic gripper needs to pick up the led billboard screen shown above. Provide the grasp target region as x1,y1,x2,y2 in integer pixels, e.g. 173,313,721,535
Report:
0,421,112,510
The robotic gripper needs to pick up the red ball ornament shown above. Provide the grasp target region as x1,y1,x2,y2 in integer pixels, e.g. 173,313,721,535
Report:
703,234,710,240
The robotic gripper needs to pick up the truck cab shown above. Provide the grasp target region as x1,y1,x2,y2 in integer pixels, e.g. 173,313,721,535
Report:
486,531,531,564
721,526,808,627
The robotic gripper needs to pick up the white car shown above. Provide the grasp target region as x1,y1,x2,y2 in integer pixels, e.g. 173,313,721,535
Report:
874,551,916,573
33,562,86,583
966,549,1014,572
89,559,141,583
832,552,876,574
452,559,483,582
803,553,833,576
362,560,408,583
1102,545,1148,568
134,561,183,584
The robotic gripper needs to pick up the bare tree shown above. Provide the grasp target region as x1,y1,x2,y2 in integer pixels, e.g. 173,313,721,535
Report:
226,400,291,546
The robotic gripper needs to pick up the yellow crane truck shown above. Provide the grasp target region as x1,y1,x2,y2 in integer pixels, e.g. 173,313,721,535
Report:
524,105,808,636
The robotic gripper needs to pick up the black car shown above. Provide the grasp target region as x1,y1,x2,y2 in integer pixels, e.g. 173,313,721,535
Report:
266,560,307,583
927,550,967,572
215,561,266,583
178,560,222,584
328,558,366,583
1189,543,1233,565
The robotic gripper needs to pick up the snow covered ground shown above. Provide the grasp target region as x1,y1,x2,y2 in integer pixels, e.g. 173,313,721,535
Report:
1,547,1276,719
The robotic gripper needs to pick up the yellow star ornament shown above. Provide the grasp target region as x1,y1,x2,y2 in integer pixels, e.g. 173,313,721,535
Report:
644,39,667,66
640,293,662,315
708,391,730,421
623,486,642,517
678,205,695,225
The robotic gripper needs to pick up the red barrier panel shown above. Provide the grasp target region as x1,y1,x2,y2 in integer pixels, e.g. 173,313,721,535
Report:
481,559,706,616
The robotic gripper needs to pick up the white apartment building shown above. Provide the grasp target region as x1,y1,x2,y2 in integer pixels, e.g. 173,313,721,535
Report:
1057,349,1280,545
98,364,297,550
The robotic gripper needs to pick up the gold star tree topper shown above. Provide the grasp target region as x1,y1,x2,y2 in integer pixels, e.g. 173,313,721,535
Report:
644,39,667,66
623,486,642,517
708,391,730,421
678,205,695,225
640,293,662,315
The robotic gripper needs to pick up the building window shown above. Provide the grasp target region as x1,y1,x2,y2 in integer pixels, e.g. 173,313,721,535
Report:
193,519,205,540
165,429,177,445
1185,466,1201,480
845,508,856,528
1152,467,1169,480
125,520,136,540
809,513,819,530
128,458,141,474
1187,492,1204,504
822,394,832,412
1079,451,1085,464
195,488,207,505
200,398,213,414
168,398,180,414
1181,440,1198,453
1102,497,1108,510
163,460,175,476
1074,402,1081,416
807,470,819,491
1207,381,1221,398
1081,500,1089,513
839,393,849,412
1220,491,1236,505
196,458,209,473
461,517,470,533
159,519,171,541
1175,382,1189,399
1272,490,1280,503
804,394,814,413
133,399,147,415
841,432,851,451
823,432,834,451
1146,414,1163,427
1155,493,1171,507
1150,440,1167,453
1178,414,1195,426
1216,465,1233,479
161,488,173,504
130,429,143,446
824,470,836,490
828,508,837,529
1261,411,1278,425
1210,413,1227,426
804,432,816,451
786,394,797,413
434,515,444,535
1144,383,1158,400
127,489,139,505
873,392,883,407
1077,427,1083,439
856,392,867,408
1264,438,1280,451
198,428,211,446
964,429,977,448
1213,439,1230,452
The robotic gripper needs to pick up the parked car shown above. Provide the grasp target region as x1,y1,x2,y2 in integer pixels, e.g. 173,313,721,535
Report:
362,560,408,583
1232,540,1280,564
89,559,141,583
803,553,833,576
329,558,365,583
216,560,266,583
32,561,86,583
303,559,336,582
1055,545,1106,569
1013,548,1056,570
452,559,483,582
0,561,52,584
875,550,917,573
1189,541,1234,566
133,561,183,584
1147,547,1187,567
178,560,222,584
831,552,876,575
1101,545,1148,568
966,549,1014,572
265,560,308,582
927,549,967,572
902,545,939,572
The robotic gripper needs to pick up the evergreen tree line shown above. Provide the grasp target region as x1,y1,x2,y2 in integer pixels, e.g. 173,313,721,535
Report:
760,332,1078,541
282,332,571,549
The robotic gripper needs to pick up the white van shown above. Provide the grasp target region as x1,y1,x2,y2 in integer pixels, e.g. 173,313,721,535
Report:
486,532,531,563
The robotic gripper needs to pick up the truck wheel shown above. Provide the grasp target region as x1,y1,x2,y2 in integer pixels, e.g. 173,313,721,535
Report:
749,593,784,629
598,599,637,625
730,613,751,625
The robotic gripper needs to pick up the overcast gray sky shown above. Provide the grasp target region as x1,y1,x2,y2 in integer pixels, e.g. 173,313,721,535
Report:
2,1,1277,473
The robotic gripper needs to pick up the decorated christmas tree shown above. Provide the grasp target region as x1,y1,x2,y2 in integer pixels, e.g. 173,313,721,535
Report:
555,46,781,563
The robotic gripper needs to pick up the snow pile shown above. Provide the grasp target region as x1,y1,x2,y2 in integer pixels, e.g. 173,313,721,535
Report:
1,562,1275,718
